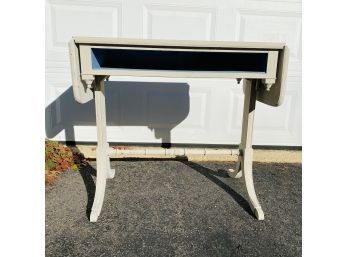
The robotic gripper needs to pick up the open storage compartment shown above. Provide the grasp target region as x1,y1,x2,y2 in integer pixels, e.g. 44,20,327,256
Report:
91,47,268,72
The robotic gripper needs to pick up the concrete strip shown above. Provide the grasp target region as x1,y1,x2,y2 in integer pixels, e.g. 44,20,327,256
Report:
118,148,146,155
205,148,233,155
145,147,166,155
75,145,301,163
185,148,205,155
254,149,302,163
173,147,185,156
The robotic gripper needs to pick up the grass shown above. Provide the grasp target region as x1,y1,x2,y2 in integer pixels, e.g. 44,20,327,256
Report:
45,140,87,186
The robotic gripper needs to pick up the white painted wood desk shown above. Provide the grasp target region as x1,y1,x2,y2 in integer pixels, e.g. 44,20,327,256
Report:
69,37,289,222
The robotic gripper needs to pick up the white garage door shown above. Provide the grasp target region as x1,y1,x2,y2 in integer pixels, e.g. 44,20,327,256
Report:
46,0,302,146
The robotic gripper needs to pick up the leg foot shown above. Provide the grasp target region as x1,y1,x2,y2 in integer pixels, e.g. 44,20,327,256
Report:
227,168,242,178
106,143,115,179
243,148,264,221
90,210,101,222
90,162,107,222
254,207,264,220
107,168,115,179
228,158,242,178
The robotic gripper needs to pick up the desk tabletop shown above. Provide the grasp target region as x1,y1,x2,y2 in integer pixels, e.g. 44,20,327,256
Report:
70,37,289,107
72,37,286,50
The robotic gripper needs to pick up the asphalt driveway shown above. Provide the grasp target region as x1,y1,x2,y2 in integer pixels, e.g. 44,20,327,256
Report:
46,160,302,257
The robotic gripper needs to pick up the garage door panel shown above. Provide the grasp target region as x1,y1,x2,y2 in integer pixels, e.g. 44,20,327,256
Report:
143,4,217,40
45,0,302,146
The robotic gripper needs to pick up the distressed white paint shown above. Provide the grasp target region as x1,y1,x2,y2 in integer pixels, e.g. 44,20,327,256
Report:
45,0,301,146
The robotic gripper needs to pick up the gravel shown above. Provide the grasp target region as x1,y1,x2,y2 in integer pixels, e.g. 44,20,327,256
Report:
46,160,302,257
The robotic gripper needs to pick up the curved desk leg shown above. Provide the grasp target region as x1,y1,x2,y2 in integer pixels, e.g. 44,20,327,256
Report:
90,77,113,222
228,79,264,220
